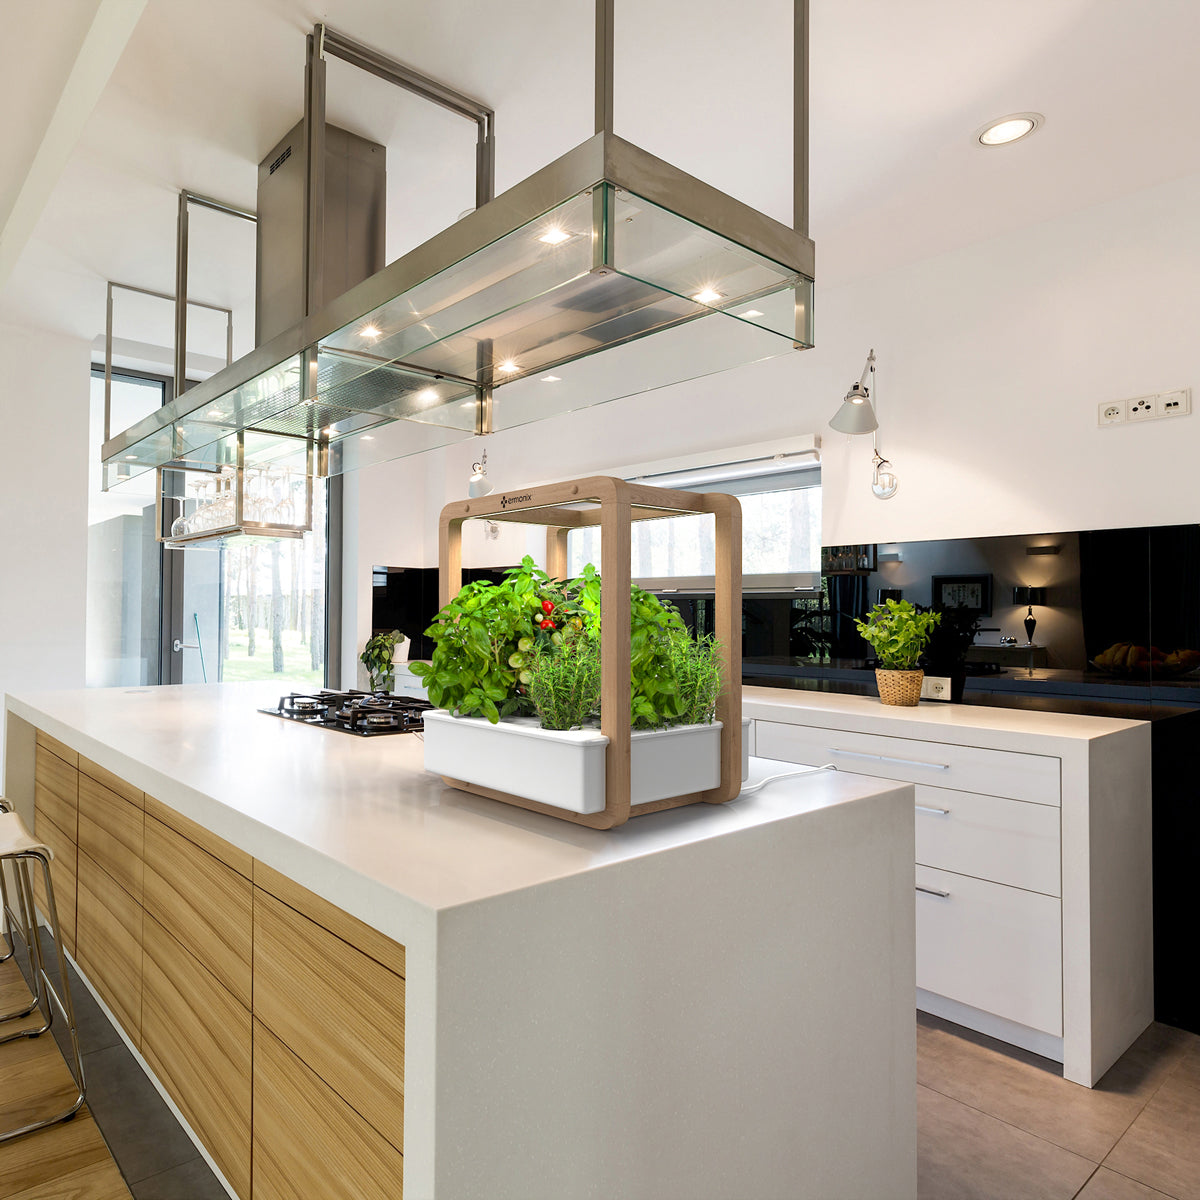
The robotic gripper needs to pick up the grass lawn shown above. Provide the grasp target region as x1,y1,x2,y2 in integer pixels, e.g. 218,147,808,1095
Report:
222,626,324,686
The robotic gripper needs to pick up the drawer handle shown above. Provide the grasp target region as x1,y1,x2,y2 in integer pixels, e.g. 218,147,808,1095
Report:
915,804,951,816
916,885,951,898
830,749,950,771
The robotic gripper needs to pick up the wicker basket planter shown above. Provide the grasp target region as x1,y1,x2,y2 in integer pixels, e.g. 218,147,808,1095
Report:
875,668,924,707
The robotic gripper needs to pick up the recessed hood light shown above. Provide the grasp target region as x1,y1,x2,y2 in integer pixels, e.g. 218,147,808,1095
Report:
538,227,571,245
976,112,1043,147
692,287,724,305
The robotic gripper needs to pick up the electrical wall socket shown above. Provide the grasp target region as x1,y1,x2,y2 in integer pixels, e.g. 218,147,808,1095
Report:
920,676,951,702
1100,388,1192,427
1156,389,1191,418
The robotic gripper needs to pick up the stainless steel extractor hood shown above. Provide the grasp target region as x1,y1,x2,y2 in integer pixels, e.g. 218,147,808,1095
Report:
103,5,814,489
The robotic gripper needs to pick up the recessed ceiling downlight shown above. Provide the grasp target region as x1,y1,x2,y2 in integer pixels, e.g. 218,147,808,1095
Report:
976,112,1043,147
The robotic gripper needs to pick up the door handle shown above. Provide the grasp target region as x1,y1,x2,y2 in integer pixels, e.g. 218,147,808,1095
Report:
916,885,950,898
172,639,200,653
829,748,950,771
915,804,951,815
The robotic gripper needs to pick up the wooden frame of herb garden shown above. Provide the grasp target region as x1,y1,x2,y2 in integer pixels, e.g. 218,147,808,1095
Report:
437,475,742,829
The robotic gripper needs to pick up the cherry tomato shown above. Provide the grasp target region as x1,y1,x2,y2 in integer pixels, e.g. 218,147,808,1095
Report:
542,599,555,615
540,619,555,630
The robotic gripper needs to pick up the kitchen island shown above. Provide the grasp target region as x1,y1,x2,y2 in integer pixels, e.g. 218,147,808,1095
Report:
3,683,917,1200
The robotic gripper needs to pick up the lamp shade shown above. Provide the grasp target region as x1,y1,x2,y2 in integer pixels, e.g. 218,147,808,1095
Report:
1012,586,1047,607
829,392,879,435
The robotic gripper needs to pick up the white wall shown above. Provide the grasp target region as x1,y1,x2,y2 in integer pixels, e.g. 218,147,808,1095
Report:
0,320,90,777
342,170,1200,677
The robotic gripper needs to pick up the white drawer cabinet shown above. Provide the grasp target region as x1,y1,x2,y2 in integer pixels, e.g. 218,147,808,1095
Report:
915,786,1061,897
746,690,1153,1088
916,865,1062,1037
754,721,1060,806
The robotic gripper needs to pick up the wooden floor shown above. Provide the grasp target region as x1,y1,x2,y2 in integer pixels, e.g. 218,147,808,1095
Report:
0,953,132,1199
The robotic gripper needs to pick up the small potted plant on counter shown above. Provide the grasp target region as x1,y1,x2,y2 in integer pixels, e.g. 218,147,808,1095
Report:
360,628,406,693
855,599,940,706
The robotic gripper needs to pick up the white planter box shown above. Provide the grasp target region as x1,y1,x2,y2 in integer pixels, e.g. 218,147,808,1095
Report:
423,712,751,816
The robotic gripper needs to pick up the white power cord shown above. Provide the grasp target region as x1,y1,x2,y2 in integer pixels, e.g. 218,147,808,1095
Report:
737,763,838,795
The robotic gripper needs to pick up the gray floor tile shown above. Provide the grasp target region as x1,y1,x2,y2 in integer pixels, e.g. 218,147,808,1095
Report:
917,1085,1097,1200
1076,1167,1179,1199
130,1156,228,1200
83,1042,201,1185
918,1014,1194,1162
1105,1044,1200,1200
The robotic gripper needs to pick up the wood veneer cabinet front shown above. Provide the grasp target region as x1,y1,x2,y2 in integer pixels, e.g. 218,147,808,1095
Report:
142,914,251,1198
253,1021,405,1200
253,887,405,1152
28,745,408,1199
75,850,142,1042
32,738,78,953
143,812,253,1008
77,771,144,903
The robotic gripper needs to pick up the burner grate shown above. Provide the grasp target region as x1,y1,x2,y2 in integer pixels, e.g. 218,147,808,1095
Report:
260,689,432,735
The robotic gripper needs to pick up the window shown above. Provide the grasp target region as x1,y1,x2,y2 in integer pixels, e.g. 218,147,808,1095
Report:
567,468,821,593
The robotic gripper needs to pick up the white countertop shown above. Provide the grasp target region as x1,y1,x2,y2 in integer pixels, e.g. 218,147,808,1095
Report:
743,685,1146,749
4,683,906,932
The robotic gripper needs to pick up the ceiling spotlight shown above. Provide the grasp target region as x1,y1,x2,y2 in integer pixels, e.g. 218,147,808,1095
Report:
361,435,374,441
125,454,138,460
739,309,763,318
976,112,1043,147
417,388,439,402
541,375,561,382
206,409,226,418
692,287,724,305
538,227,571,245
829,349,879,435
498,359,519,374
359,323,382,340
323,426,336,436
468,448,494,498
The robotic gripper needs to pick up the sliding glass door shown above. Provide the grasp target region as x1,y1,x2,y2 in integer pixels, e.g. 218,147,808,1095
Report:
90,366,333,689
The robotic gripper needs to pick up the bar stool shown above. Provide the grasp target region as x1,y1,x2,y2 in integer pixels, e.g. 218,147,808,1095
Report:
0,800,86,1143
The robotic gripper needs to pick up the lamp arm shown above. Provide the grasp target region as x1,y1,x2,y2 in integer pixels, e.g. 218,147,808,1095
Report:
858,348,876,392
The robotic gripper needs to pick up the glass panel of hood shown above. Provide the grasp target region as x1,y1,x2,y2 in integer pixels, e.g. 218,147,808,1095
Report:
316,184,810,416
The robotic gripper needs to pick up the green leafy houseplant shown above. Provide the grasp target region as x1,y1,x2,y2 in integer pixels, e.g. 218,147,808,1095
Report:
409,555,719,729
854,599,940,670
360,629,406,691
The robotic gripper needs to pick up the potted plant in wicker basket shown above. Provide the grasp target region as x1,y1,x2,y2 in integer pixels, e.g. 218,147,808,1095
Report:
855,599,940,707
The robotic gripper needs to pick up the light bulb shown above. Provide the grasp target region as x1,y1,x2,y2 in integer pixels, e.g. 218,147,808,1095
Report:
692,287,723,305
498,359,518,374
871,458,899,500
538,227,570,245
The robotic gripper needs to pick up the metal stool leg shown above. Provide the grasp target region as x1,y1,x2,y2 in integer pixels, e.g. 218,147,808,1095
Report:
0,855,46,1029
0,798,14,966
0,847,86,1143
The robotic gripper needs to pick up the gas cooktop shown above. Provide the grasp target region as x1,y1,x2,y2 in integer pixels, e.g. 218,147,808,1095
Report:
260,690,433,736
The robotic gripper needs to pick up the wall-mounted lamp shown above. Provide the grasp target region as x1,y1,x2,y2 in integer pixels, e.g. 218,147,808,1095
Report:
831,349,898,500
1012,586,1047,644
829,349,879,434
468,448,494,498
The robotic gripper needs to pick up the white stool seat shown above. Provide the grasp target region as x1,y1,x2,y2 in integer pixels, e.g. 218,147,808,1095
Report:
0,811,52,860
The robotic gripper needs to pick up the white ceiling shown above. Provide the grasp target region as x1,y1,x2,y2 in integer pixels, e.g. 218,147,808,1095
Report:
3,0,1200,364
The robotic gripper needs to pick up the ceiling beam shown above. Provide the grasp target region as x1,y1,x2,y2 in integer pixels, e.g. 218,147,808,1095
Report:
0,0,146,289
